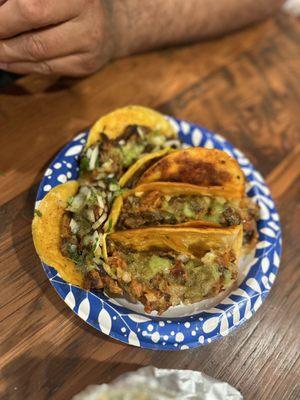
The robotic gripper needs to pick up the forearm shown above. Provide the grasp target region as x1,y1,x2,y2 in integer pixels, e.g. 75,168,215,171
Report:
0,0,284,76
112,0,284,57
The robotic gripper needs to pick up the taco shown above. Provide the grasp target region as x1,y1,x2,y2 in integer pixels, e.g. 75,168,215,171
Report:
106,182,259,249
79,105,181,189
86,105,177,148
138,147,245,197
32,182,123,294
104,226,243,314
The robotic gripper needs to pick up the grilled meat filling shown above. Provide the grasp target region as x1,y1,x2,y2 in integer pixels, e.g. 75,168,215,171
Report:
107,242,237,314
117,191,259,245
79,125,180,185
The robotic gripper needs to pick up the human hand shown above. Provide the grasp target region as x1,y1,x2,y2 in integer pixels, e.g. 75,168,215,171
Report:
0,0,114,76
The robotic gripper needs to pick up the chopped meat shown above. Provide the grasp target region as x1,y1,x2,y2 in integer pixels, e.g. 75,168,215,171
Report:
221,206,242,226
86,270,104,290
104,277,123,295
141,191,163,209
131,279,143,298
113,125,149,143
108,252,128,270
243,218,258,246
61,212,71,236
170,258,187,282
216,249,236,269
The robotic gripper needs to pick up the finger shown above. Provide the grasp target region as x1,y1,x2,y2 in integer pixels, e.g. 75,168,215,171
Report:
0,0,83,39
0,54,100,76
0,20,91,63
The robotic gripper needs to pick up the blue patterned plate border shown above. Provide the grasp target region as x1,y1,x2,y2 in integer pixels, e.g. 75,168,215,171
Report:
35,117,282,350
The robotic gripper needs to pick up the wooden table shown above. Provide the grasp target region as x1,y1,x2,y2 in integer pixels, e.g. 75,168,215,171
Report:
1,12,299,400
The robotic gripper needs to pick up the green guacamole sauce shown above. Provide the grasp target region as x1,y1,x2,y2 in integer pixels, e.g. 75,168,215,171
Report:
113,248,234,300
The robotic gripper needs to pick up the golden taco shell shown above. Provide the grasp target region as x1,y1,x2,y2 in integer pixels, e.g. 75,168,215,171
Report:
108,225,243,261
118,148,173,188
138,147,245,197
86,105,175,148
105,225,243,313
32,181,84,287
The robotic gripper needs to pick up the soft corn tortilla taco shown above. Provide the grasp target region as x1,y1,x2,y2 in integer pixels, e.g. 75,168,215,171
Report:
138,147,245,197
32,182,123,294
104,226,243,314
86,105,176,148
106,182,258,249
79,106,181,191
32,181,84,286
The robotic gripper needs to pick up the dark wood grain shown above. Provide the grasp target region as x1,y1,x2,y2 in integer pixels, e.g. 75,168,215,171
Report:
0,13,300,400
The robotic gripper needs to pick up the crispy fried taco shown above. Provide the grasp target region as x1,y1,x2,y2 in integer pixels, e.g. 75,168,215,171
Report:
80,105,181,189
104,226,243,313
32,182,122,293
107,182,259,249
138,147,245,197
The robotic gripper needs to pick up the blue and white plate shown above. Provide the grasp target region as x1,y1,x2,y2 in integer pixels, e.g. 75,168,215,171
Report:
35,117,282,350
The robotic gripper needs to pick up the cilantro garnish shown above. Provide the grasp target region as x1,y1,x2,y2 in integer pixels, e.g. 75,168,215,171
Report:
79,156,89,175
34,209,42,217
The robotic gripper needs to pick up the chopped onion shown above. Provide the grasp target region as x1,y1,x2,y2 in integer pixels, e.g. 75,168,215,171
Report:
85,208,95,223
69,219,79,234
92,212,107,229
137,126,145,139
177,254,189,263
86,148,92,159
95,172,106,180
164,139,181,148
122,271,132,283
68,193,85,212
97,181,106,189
80,185,91,197
83,235,93,246
92,231,100,252
151,135,165,146
109,183,119,192
89,145,99,170
96,194,104,209
69,244,77,253
98,233,103,245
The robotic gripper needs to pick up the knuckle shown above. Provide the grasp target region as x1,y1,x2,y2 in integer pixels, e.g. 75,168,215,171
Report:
18,0,46,25
37,61,53,74
25,34,48,60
